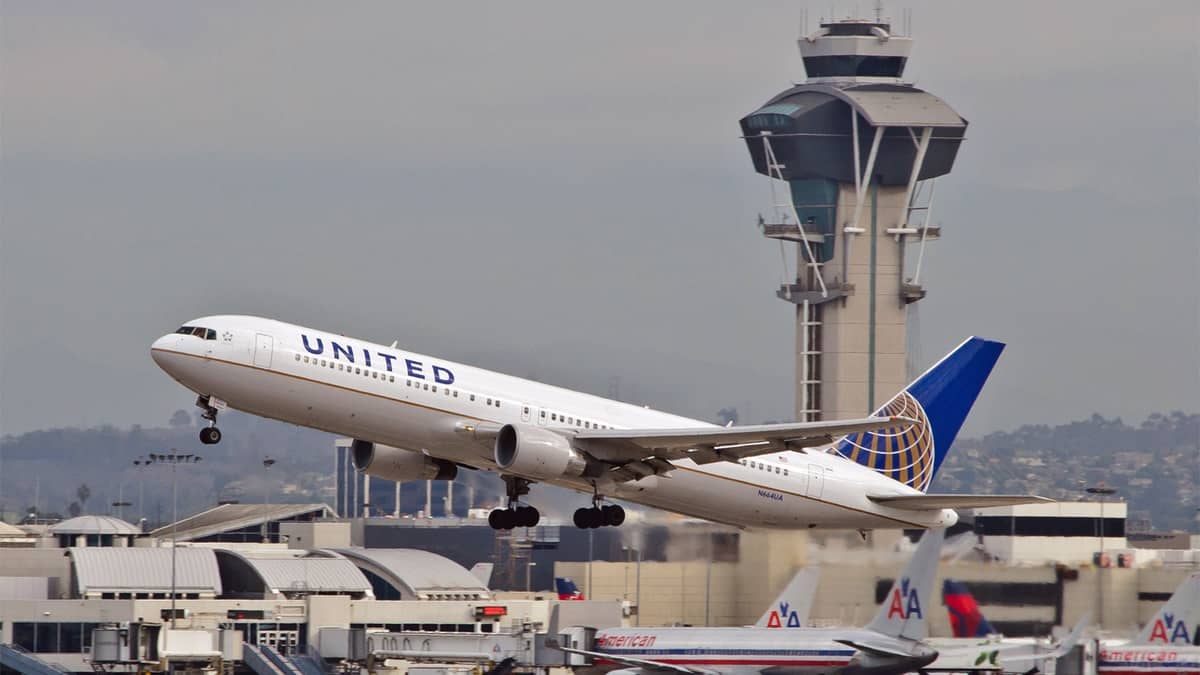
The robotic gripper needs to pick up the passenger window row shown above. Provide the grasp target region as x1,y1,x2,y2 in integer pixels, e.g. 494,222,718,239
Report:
538,408,611,430
293,352,504,408
740,458,789,476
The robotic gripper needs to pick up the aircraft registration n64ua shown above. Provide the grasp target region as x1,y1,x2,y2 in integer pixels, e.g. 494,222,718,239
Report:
150,316,1048,531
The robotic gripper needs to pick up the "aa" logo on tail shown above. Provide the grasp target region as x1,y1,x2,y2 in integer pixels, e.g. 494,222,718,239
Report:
886,577,923,620
1149,613,1193,644
766,601,803,628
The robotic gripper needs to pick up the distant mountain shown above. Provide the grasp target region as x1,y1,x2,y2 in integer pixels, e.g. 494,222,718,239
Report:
933,411,1199,531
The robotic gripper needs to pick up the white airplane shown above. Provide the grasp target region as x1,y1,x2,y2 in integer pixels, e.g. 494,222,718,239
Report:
150,316,1046,530
1098,572,1200,675
553,529,947,675
933,579,1089,674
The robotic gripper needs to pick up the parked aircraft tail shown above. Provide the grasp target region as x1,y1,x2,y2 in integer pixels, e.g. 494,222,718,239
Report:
555,577,585,600
943,579,998,638
833,337,1004,492
865,528,946,641
1131,571,1200,645
756,567,820,628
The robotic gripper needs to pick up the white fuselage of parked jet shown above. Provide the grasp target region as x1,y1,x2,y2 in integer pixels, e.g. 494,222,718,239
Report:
151,315,959,529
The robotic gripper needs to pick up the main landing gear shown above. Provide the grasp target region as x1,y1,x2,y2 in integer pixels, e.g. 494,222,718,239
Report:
196,395,223,445
573,488,625,529
489,476,540,531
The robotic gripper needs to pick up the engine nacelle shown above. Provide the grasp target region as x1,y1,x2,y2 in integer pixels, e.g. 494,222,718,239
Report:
351,440,457,481
494,424,587,480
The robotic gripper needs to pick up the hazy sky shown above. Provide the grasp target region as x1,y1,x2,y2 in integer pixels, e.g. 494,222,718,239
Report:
2,1,1197,437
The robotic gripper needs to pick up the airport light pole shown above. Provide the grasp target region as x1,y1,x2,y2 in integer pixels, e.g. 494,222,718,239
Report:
147,450,203,629
262,457,276,543
132,457,149,524
1086,484,1117,629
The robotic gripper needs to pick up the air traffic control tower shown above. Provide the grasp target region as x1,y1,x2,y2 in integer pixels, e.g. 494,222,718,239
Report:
740,17,967,422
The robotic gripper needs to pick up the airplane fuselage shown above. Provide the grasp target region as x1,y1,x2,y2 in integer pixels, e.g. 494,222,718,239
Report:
589,626,935,675
151,316,957,529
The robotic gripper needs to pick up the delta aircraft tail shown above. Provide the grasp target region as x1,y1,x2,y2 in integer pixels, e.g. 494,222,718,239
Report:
942,580,998,638
864,528,946,641
1130,571,1200,646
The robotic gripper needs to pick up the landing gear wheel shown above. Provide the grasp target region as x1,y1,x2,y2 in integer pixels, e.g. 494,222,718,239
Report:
602,504,625,526
195,395,223,444
488,509,513,530
516,505,540,528
573,507,606,529
573,508,593,529
199,427,222,445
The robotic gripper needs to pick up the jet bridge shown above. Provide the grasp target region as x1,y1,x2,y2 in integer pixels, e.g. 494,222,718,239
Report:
319,625,594,674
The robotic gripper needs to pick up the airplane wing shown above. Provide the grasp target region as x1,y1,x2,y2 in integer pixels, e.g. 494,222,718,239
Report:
867,494,1053,510
547,642,706,674
572,417,914,478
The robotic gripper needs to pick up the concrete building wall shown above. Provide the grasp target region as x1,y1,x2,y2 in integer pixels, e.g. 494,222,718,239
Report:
808,184,912,421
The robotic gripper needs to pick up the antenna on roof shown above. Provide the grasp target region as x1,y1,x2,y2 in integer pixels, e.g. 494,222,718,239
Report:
874,0,883,23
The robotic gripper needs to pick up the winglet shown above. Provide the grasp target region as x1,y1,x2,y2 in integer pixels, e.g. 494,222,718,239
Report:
1131,571,1200,645
865,528,945,641
756,568,820,628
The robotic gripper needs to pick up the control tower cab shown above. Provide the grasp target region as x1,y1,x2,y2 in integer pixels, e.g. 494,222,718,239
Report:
799,19,911,83
740,17,968,423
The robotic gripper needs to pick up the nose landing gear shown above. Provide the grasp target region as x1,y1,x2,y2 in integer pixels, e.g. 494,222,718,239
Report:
196,395,224,445
489,476,541,530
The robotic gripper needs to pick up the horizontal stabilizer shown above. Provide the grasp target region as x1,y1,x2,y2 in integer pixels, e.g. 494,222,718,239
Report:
868,494,1053,510
834,639,915,659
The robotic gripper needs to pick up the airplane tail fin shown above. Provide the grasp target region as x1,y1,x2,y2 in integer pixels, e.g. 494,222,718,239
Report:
756,568,820,628
470,563,494,587
865,528,945,641
942,580,998,637
832,337,1004,492
1131,571,1200,645
555,577,585,600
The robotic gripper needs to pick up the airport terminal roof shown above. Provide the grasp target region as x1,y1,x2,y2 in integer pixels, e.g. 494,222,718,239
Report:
50,515,140,536
148,503,335,542
331,548,490,601
70,547,222,596
0,521,28,537
214,549,373,598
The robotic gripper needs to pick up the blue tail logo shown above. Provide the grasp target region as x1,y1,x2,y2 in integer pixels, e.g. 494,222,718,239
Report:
833,337,1005,491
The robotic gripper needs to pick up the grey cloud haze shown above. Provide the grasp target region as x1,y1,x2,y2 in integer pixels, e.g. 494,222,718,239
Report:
1,1,1197,437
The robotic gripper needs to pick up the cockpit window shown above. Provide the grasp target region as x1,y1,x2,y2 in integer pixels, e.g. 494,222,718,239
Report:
176,326,217,340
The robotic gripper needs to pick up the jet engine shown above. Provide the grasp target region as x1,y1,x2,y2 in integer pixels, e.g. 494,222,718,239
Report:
494,424,588,481
351,440,457,481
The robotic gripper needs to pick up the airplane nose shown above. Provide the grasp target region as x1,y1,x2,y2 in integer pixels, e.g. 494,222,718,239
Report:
150,334,178,369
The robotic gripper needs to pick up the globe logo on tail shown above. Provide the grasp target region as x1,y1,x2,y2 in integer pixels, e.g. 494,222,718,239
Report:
833,392,935,491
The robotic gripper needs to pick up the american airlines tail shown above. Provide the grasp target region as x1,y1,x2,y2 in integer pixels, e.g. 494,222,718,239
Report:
833,337,1004,493
1130,571,1200,646
864,528,946,642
